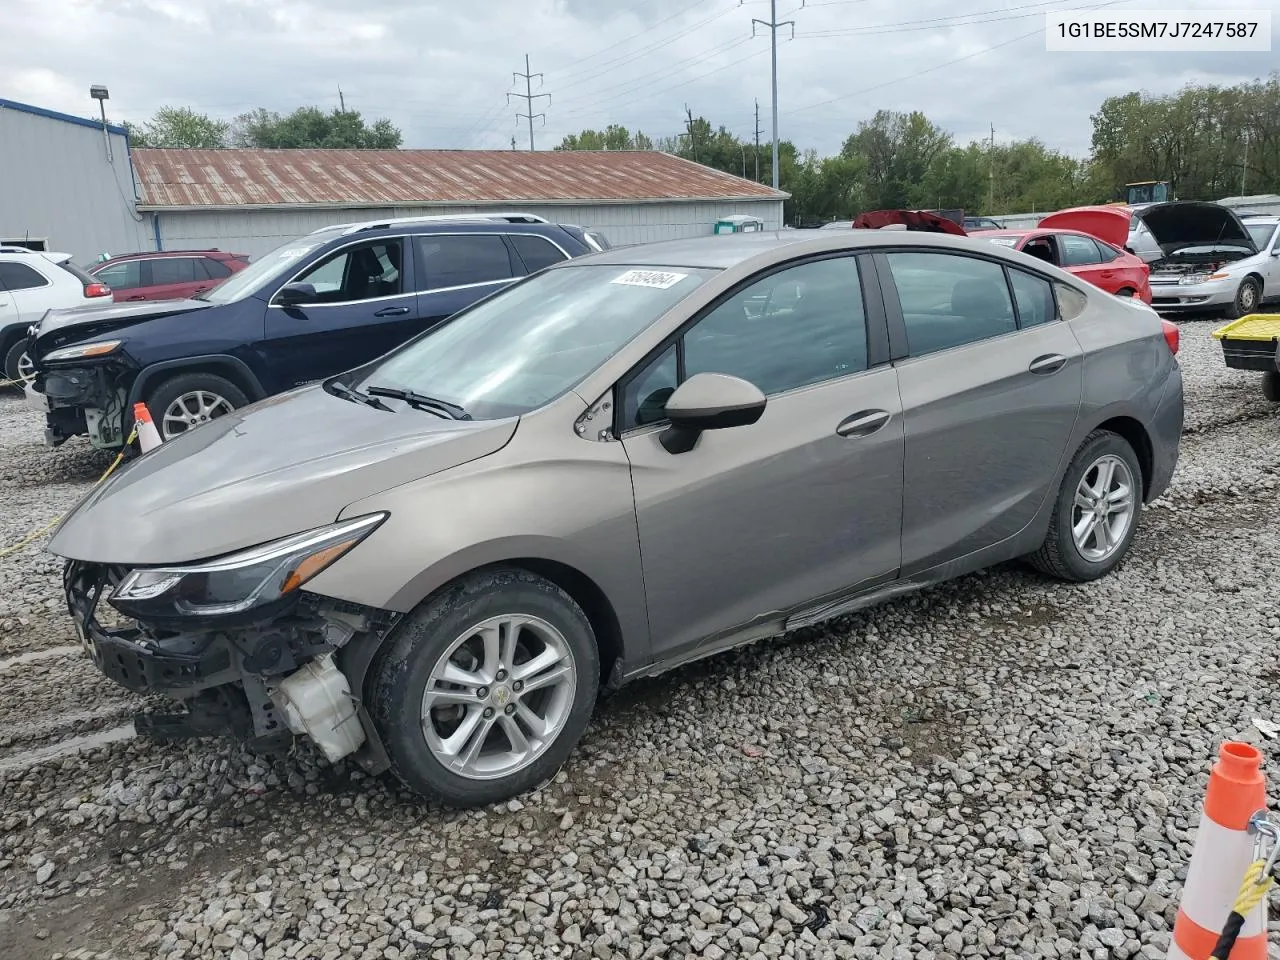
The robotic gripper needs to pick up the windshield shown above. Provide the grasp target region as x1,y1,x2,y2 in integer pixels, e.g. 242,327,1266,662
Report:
1246,222,1277,250
354,264,713,419
199,235,332,304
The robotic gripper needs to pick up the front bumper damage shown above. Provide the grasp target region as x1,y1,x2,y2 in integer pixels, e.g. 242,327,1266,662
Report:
64,560,401,773
34,363,129,449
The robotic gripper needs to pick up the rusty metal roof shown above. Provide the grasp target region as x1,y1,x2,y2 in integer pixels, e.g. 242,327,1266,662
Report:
131,149,787,209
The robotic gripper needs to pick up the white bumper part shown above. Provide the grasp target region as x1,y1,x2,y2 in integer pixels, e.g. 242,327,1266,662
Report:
25,383,49,413
270,654,366,763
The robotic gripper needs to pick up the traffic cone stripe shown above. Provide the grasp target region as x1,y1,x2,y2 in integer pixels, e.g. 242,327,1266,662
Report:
1166,742,1269,960
132,402,163,453
1175,813,1268,937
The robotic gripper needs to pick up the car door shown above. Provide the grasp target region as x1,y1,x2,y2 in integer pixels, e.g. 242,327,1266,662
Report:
879,249,1083,575
260,236,418,391
413,233,521,331
1057,233,1116,292
0,260,55,324
145,256,206,301
618,254,904,662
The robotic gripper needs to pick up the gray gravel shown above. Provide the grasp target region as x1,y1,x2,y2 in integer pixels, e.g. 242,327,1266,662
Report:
2,315,1280,960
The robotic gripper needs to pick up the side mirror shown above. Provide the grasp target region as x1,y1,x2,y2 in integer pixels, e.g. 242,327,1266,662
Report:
276,282,317,306
659,372,766,455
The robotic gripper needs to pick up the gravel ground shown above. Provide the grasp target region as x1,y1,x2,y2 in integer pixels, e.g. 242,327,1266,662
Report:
2,315,1280,960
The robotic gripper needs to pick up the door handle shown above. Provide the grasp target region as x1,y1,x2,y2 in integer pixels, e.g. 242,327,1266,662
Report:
836,409,891,438
125,295,146,301
1028,353,1067,375
374,306,411,317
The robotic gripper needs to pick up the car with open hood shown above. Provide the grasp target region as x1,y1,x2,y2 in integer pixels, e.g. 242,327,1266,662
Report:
49,228,1183,807
24,214,601,450
975,206,1153,303
1129,202,1278,317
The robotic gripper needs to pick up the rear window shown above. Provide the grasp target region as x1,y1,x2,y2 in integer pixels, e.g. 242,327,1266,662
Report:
510,234,569,273
57,261,100,287
91,259,143,291
201,258,233,279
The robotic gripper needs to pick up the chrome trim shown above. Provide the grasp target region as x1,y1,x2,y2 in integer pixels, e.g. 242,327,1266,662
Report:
268,292,418,310
311,213,551,237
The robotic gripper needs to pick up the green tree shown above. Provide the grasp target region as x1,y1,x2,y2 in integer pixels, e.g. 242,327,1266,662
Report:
230,107,402,148
555,125,654,150
124,107,228,148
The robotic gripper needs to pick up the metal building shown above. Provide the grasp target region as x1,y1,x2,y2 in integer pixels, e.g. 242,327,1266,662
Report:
132,148,788,256
0,99,151,262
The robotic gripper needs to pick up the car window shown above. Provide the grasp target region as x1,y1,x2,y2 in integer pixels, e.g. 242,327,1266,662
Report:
1007,268,1057,328
150,257,198,285
510,234,568,273
91,260,142,291
1059,234,1103,266
1056,283,1089,320
886,251,1016,357
292,240,403,303
1093,239,1122,263
200,258,233,279
1246,223,1278,250
682,256,868,397
622,344,679,429
203,238,325,305
416,235,514,291
0,261,50,291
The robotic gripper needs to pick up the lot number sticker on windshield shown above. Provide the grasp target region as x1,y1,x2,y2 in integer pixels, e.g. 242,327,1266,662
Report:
985,237,1019,247
611,269,689,289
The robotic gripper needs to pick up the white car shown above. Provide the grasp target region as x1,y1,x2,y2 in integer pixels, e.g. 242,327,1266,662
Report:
0,248,112,385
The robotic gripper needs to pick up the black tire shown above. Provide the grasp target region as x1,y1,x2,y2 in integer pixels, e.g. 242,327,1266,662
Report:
372,567,599,808
146,372,248,440
1225,277,1262,320
1027,430,1144,583
4,339,28,385
1262,370,1280,403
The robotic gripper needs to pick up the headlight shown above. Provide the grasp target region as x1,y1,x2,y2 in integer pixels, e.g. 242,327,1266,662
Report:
1178,272,1231,285
43,339,123,362
109,513,386,620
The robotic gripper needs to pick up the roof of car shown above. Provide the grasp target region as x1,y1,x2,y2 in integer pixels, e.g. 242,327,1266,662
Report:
566,229,1027,270
98,249,242,262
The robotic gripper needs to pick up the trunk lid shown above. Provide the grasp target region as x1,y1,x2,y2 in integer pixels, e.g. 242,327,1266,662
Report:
1036,205,1132,248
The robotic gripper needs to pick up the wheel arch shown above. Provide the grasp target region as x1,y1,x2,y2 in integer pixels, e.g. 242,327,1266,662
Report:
1091,414,1154,501
128,355,267,410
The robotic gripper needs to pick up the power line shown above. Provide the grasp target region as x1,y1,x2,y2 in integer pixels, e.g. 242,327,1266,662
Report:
508,54,550,150
796,0,1086,38
751,0,799,190
550,0,719,78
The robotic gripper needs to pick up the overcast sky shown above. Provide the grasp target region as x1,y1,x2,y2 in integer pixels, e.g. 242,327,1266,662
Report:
2,0,1277,159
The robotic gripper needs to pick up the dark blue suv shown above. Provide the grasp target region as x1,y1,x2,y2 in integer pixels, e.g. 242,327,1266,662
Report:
28,215,605,450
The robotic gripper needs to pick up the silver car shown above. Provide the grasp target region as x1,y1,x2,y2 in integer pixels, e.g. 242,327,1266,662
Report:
1143,204,1280,317
49,230,1184,807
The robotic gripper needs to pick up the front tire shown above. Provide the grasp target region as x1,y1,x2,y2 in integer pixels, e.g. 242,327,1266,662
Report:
147,372,248,440
1225,277,1261,320
372,567,599,808
1028,430,1143,582
4,340,32,386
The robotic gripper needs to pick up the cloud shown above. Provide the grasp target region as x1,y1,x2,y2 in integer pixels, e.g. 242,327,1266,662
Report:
1,0,1274,157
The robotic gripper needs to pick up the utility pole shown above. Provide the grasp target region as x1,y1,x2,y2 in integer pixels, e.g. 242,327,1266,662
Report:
1242,130,1249,196
988,123,996,213
684,104,699,162
511,136,517,151
750,0,799,190
508,54,549,150
338,86,346,111
754,98,762,183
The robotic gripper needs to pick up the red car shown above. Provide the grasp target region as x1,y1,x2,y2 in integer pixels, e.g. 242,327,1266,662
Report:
977,206,1152,303
88,249,251,302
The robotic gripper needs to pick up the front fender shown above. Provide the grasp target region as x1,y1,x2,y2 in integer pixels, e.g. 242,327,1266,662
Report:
128,354,267,408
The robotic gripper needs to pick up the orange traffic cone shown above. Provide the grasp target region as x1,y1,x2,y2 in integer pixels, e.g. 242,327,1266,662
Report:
1167,742,1268,959
133,402,163,453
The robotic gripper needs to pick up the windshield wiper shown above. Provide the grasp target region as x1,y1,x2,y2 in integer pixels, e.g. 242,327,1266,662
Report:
328,380,392,411
366,385,471,420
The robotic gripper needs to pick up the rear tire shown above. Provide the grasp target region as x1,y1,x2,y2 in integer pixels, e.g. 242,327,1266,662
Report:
372,567,599,808
146,372,247,440
4,340,29,385
1263,371,1280,403
1028,431,1144,583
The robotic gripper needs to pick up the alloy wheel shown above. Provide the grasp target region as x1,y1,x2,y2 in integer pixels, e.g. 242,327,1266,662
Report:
1239,281,1259,313
1071,454,1135,562
420,614,577,781
160,390,235,438
15,352,35,385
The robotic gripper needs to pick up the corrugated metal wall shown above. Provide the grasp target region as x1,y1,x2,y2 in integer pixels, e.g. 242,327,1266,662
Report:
0,106,152,263
155,200,786,258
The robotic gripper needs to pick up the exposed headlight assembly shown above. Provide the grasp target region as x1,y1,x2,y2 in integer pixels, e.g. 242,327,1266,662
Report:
42,339,123,362
109,513,386,620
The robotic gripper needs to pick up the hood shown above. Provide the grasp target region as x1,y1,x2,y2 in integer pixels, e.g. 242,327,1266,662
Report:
47,384,519,565
35,299,212,348
1037,205,1132,248
1136,202,1257,258
852,210,968,236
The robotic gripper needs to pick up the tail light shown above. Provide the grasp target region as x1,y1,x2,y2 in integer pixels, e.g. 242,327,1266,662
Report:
1160,319,1180,355
84,282,111,298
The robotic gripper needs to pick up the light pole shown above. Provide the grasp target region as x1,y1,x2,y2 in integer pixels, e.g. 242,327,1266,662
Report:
90,84,112,163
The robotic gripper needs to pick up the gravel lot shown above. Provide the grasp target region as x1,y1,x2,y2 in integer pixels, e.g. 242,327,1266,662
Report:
2,316,1280,960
